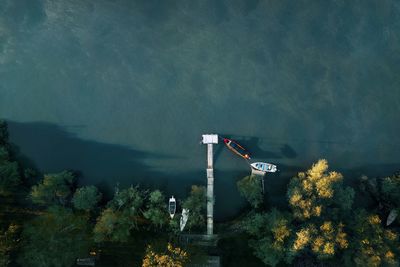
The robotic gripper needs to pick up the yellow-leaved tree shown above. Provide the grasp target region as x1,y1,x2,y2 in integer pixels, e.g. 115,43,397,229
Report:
345,210,399,267
287,159,354,260
287,159,354,220
292,221,348,258
142,243,188,267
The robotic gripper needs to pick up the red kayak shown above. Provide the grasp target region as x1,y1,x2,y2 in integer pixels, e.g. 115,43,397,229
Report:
223,138,251,159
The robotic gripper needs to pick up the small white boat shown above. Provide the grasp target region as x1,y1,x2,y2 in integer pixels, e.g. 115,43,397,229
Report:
180,209,190,231
168,196,176,219
251,162,278,173
386,209,398,226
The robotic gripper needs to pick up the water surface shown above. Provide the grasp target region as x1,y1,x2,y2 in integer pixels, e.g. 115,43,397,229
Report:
1,0,400,219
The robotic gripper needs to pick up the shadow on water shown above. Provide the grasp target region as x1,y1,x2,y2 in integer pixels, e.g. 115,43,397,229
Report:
218,134,298,159
6,122,399,220
7,121,248,220
213,142,225,165
7,121,176,196
280,144,297,159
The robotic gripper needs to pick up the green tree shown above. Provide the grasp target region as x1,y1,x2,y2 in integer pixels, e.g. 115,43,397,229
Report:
381,173,400,203
182,185,206,231
381,172,400,221
93,208,124,242
243,209,294,266
109,185,143,212
143,190,168,229
237,175,263,209
0,120,21,197
0,151,20,197
0,224,19,267
93,186,144,242
0,120,9,146
30,171,75,206
344,210,399,267
18,206,91,267
72,186,102,212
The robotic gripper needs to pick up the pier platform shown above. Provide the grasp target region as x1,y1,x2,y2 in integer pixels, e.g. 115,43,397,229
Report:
202,134,218,236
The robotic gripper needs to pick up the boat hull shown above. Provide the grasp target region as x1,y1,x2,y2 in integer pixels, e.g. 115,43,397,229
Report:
251,162,278,173
169,196,176,219
180,208,189,231
386,209,398,226
223,138,251,159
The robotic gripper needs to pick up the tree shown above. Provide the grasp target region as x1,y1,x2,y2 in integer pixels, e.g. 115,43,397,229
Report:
108,185,143,212
72,186,102,212
344,210,399,267
286,160,353,262
359,172,400,225
142,243,188,267
243,208,294,266
0,154,20,197
0,224,19,267
237,175,263,209
287,159,354,221
240,159,352,265
0,120,9,146
182,186,206,231
381,172,400,204
0,121,21,197
381,172,400,221
93,208,124,243
93,186,144,243
291,221,348,260
18,206,91,267
30,171,75,206
143,190,168,229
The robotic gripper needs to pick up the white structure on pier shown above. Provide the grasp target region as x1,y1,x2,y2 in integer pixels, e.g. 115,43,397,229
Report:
201,134,218,236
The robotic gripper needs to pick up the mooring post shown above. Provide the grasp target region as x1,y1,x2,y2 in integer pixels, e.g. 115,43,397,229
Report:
202,134,218,237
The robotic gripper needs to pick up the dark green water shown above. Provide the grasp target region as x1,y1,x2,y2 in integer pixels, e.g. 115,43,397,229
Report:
1,0,400,219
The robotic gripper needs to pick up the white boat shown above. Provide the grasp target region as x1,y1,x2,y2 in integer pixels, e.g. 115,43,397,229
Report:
250,162,278,173
168,196,176,219
180,209,189,231
386,209,398,226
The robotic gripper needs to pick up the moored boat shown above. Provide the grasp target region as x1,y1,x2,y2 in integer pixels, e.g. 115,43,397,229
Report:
223,138,251,159
180,208,189,231
251,162,278,173
386,209,398,226
169,196,176,219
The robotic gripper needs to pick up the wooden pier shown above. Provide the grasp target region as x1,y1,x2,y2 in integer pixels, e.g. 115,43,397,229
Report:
251,168,266,194
202,134,218,236
251,168,267,177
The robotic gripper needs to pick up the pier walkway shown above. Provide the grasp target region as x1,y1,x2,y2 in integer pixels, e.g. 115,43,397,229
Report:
201,134,218,237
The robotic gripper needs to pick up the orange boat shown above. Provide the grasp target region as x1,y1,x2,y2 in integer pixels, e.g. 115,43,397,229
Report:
223,138,251,159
